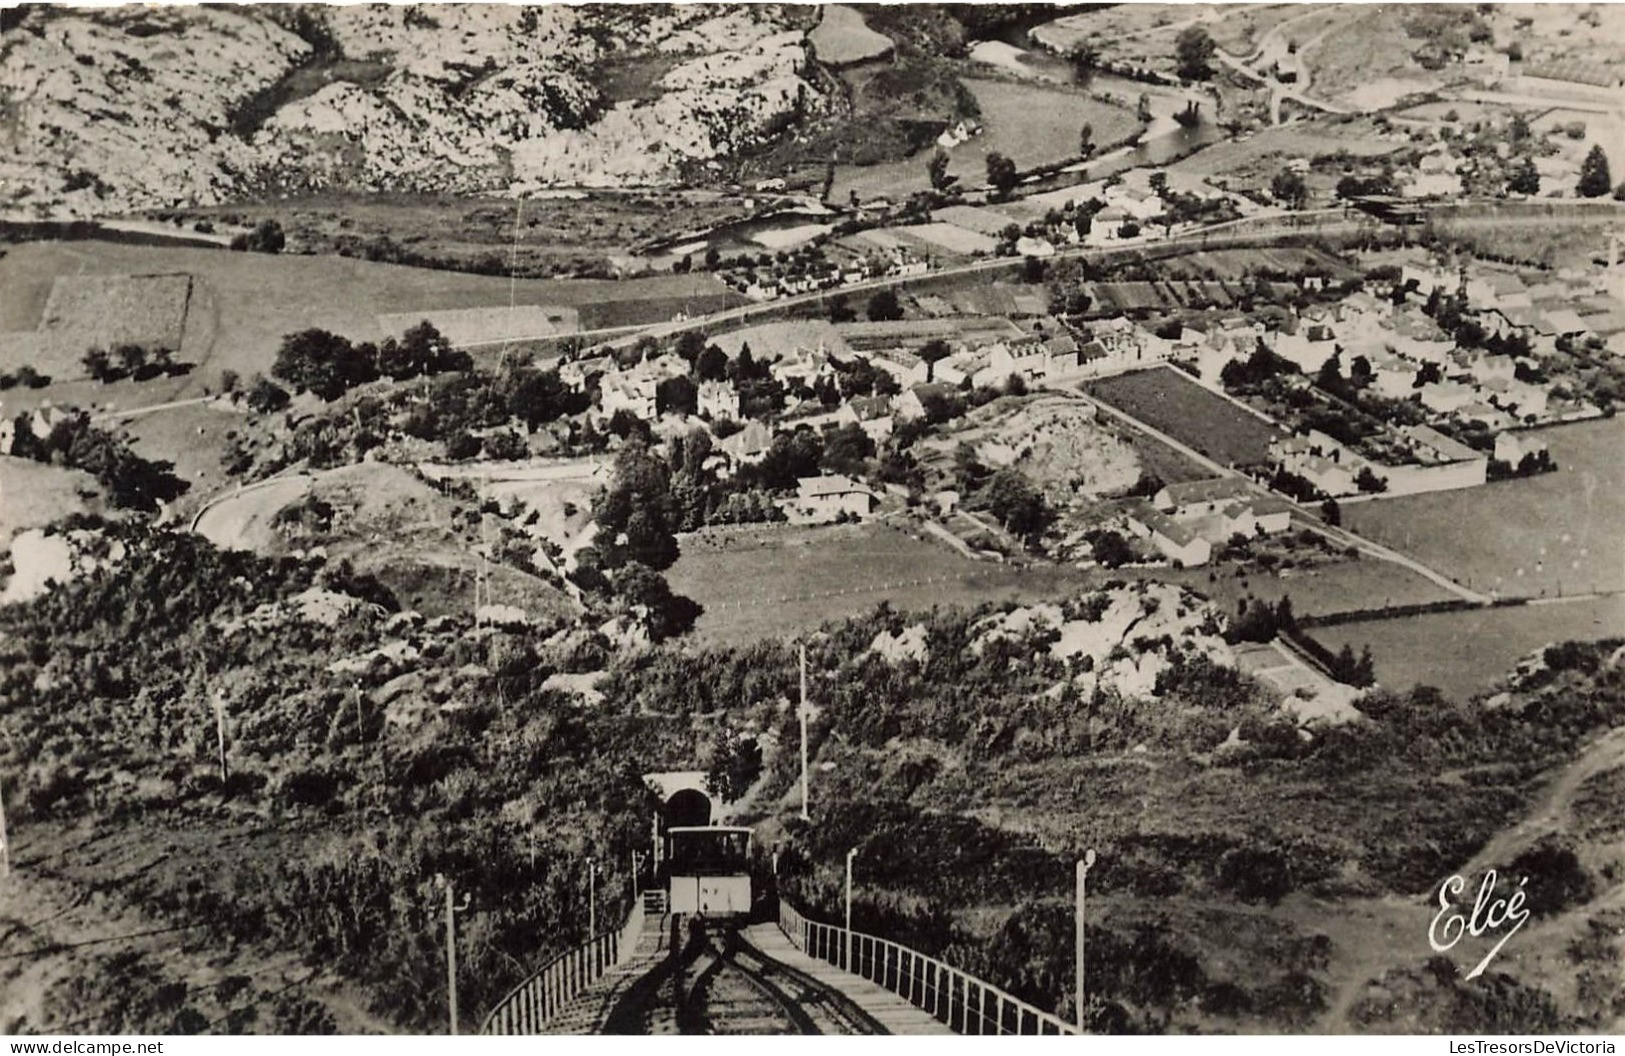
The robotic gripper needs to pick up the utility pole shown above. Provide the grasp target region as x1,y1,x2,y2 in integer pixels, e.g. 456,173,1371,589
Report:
441,876,471,1035
799,643,811,822
588,857,597,937
1076,849,1097,1035
844,847,857,973
211,688,229,785
0,776,10,879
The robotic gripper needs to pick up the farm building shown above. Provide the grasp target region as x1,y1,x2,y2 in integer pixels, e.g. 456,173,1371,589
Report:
1122,502,1213,568
719,421,773,465
782,474,879,525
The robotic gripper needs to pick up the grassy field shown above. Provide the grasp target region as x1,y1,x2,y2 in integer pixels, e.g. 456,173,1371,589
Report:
1085,367,1286,468
0,240,742,408
0,456,102,547
1344,418,1625,601
1169,120,1400,181
161,190,748,278
1310,595,1625,701
829,77,1141,204
666,520,1093,645
1138,554,1457,622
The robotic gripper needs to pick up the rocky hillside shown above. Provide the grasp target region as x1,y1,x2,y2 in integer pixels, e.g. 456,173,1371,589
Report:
0,4,828,217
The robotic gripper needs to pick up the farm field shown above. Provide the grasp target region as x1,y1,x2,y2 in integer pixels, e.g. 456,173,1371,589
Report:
0,456,103,547
1309,595,1625,701
828,78,1141,205
1343,417,1625,601
1168,120,1401,181
159,190,748,278
0,240,742,408
666,520,1093,646
1084,366,1285,467
0,273,194,381
1137,554,1458,623
1154,245,1361,281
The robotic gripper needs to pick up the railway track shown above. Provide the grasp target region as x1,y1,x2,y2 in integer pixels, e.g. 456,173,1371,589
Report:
605,919,885,1035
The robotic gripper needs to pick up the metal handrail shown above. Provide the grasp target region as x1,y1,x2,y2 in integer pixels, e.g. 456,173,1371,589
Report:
778,899,1077,1036
481,901,644,1035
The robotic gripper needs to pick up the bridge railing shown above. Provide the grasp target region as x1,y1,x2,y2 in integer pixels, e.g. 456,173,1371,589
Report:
778,900,1077,1036
481,901,645,1035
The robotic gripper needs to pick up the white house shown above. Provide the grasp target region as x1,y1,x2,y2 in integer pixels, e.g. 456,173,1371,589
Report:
697,380,740,420
783,475,879,525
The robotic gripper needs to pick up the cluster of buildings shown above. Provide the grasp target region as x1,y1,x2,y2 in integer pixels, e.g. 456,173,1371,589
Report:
725,246,929,302
1270,421,1489,499
1120,478,1295,568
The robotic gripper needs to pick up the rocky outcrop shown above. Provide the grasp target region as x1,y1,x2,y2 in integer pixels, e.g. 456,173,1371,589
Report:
1,4,827,217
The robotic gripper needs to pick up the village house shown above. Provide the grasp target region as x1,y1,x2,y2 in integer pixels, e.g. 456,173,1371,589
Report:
1418,379,1478,416
718,420,773,465
895,382,960,423
1495,430,1549,466
783,474,879,525
697,379,740,421
1270,324,1338,374
865,347,931,388
598,368,661,420
835,395,895,444
1295,454,1356,497
1122,502,1213,567
1152,477,1256,517
1368,351,1421,400
936,349,988,387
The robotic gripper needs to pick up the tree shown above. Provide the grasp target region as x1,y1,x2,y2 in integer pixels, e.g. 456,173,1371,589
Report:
1090,530,1134,568
927,150,954,192
593,440,680,571
1079,122,1095,159
695,344,729,382
1578,145,1612,198
1136,93,1153,123
509,367,572,431
1354,465,1388,493
985,467,1050,546
826,296,856,324
821,421,874,476
230,218,286,254
655,374,698,417
1071,42,1100,85
985,152,1020,197
116,343,149,379
1175,26,1216,81
1320,498,1341,526
866,288,904,322
1508,155,1540,196
706,729,763,803
273,329,366,401
1271,168,1308,209
611,562,701,642
245,374,290,414
82,347,115,382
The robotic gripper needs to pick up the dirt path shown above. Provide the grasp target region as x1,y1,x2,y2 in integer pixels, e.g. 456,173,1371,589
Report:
1311,724,1625,1029
1461,726,1625,879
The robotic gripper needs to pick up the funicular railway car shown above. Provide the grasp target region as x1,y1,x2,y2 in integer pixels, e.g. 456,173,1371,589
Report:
667,825,753,917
